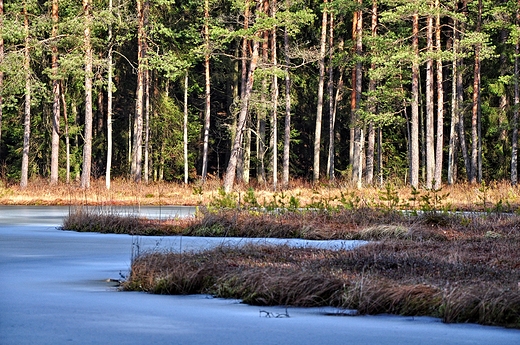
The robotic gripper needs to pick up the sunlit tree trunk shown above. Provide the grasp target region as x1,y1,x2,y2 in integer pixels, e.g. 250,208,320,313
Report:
512,1,519,185
20,4,31,189
184,72,189,184
271,0,278,190
425,8,435,189
470,0,482,183
61,90,70,184
131,0,147,182
434,0,444,189
327,12,335,180
313,0,327,182
49,0,60,185
143,69,150,183
201,0,211,182
352,3,363,188
366,0,378,185
448,12,458,185
106,0,113,189
80,0,93,189
410,12,420,188
282,24,291,189
224,1,261,192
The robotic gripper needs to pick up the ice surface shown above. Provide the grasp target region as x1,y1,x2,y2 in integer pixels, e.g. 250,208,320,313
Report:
0,206,519,345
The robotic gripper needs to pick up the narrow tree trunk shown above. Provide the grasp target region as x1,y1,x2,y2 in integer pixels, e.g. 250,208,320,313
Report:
313,0,327,182
512,1,519,185
237,0,251,182
61,90,70,184
448,10,459,185
410,12,420,188
184,72,189,184
131,0,146,182
201,0,211,182
349,11,358,168
366,0,378,185
106,0,113,189
327,12,335,180
271,0,278,190
282,24,291,189
143,69,150,183
425,10,435,188
223,1,261,192
20,5,31,189
434,0,444,190
352,3,363,188
470,0,482,183
49,0,60,184
80,0,93,189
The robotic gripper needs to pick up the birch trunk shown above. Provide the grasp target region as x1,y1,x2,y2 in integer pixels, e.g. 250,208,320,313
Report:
80,0,93,189
313,0,327,182
410,12,420,188
106,0,113,189
21,5,31,189
282,24,291,189
425,9,435,189
201,0,211,182
271,0,278,190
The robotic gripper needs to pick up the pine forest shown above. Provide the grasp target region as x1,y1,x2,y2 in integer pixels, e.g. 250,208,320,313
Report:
1,0,519,191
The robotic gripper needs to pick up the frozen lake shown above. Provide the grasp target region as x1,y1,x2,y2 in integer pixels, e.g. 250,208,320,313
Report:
0,206,519,345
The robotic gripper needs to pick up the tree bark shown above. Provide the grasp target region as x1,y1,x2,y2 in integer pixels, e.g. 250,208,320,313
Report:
201,0,211,182
425,8,435,189
410,12,420,188
184,72,189,184
21,4,31,189
434,0,444,190
223,1,261,193
512,1,519,185
131,0,147,182
327,12,335,180
106,0,113,189
352,3,363,188
470,0,482,183
61,89,70,184
80,0,93,189
282,24,291,189
313,0,327,183
448,7,459,185
271,0,278,190
366,0,378,185
50,0,60,185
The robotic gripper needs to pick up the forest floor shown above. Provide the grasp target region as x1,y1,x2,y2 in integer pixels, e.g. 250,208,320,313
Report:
4,177,520,328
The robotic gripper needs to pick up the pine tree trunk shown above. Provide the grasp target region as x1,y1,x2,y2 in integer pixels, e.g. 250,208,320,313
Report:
49,0,60,185
434,0,443,190
327,12,335,180
366,0,378,185
201,0,211,182
410,12,420,188
80,0,93,189
512,2,519,185
144,69,150,183
448,11,459,185
223,1,261,193
131,0,147,182
184,72,189,184
470,0,482,183
61,90,70,184
21,5,31,189
313,0,327,183
282,24,291,189
106,0,113,189
425,10,435,189
352,4,363,188
271,1,278,190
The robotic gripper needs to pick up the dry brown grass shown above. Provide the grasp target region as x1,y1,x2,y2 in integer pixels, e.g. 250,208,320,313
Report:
2,177,520,212
124,235,520,328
